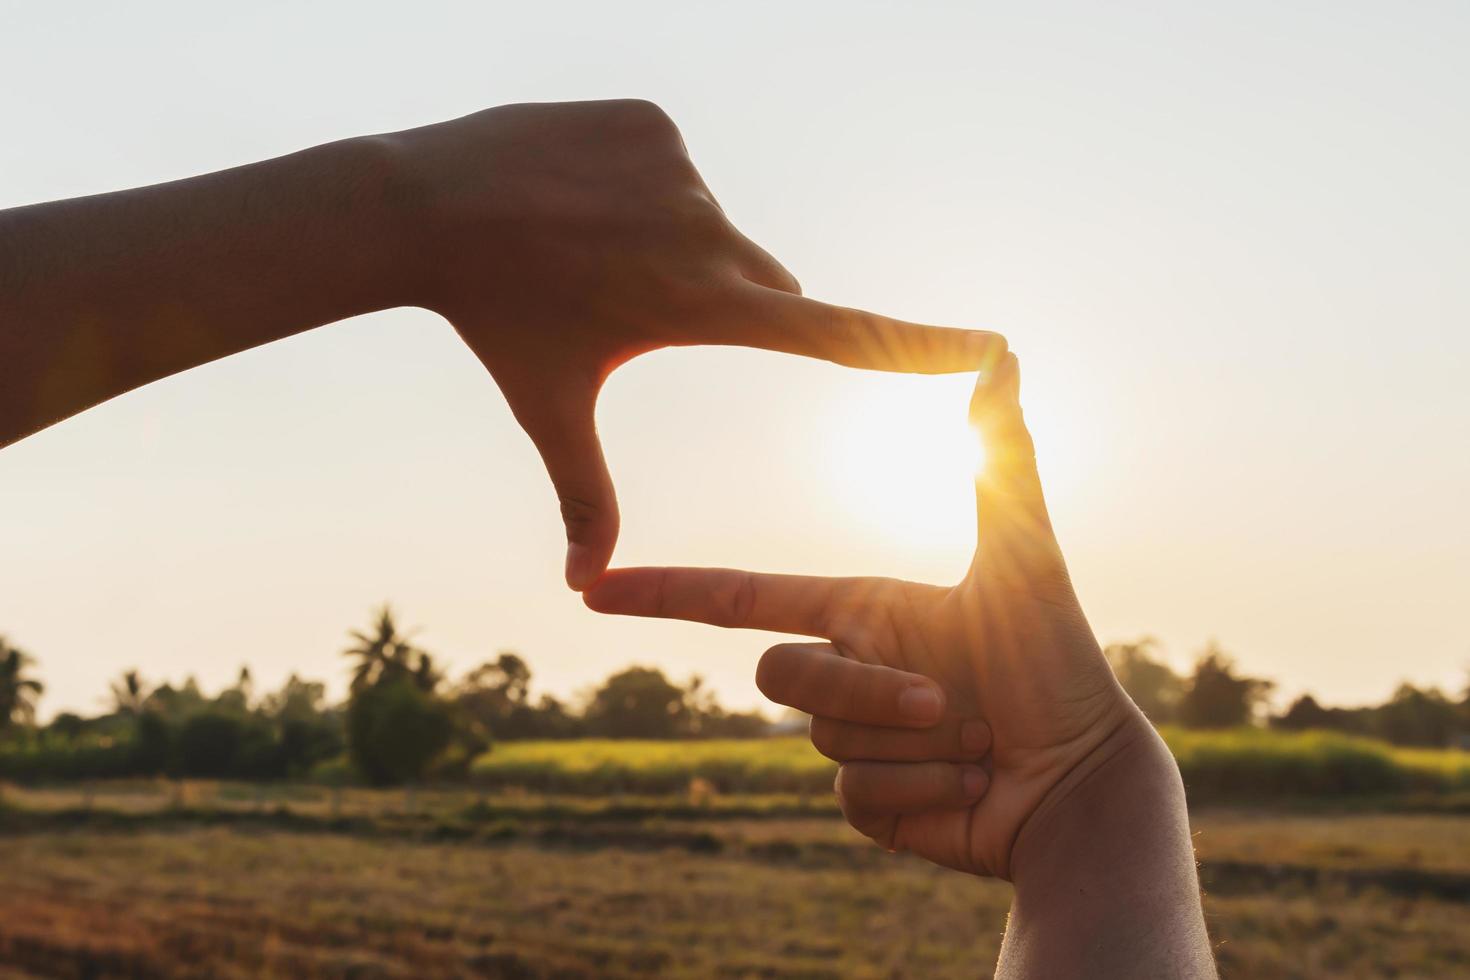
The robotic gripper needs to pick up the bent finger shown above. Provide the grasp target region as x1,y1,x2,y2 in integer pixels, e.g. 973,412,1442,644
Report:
756,643,946,728
512,387,620,591
835,760,989,815
810,715,991,763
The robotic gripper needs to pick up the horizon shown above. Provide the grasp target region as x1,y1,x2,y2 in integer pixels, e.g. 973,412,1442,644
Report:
8,612,1463,726
3,1,1467,721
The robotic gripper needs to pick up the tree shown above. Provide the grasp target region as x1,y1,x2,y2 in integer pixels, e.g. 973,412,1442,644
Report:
454,652,534,742
145,677,207,719
1375,683,1461,747
346,677,454,785
108,669,150,715
583,666,691,739
1104,638,1183,725
1274,694,1332,731
176,711,247,778
260,674,343,777
0,637,44,732
214,665,255,714
1177,644,1274,728
344,605,436,693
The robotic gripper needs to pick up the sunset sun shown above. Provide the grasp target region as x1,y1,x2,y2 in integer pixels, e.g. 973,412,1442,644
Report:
825,372,986,550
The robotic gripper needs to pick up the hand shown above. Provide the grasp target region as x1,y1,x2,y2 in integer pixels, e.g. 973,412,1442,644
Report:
583,353,1155,879
388,100,1006,588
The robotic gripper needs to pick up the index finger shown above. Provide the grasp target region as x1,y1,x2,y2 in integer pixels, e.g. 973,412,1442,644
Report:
708,284,1008,375
584,566,880,636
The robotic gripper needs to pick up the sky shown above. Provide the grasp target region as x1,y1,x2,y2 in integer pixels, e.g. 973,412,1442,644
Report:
1,1,1467,719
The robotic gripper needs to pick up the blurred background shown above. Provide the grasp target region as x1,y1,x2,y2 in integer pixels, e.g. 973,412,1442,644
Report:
1,1,1467,977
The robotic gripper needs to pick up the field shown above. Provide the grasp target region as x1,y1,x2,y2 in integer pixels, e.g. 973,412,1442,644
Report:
465,731,1470,803
2,733,1470,978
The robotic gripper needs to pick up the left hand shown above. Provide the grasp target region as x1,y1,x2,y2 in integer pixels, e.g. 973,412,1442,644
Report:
390,99,1007,588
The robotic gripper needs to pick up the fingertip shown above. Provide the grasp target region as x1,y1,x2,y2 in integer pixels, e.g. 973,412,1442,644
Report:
960,719,992,755
579,568,632,610
564,542,606,591
969,351,1019,414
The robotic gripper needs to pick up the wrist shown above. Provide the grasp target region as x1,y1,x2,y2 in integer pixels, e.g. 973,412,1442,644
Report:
1009,709,1185,884
314,131,432,315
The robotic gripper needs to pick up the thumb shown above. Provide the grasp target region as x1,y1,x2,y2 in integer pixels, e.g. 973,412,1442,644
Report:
516,387,620,591
968,352,1066,591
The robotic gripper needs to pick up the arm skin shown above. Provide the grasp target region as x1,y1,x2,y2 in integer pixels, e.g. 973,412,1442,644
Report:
998,723,1212,978
584,355,1216,977
0,99,1005,588
0,135,405,445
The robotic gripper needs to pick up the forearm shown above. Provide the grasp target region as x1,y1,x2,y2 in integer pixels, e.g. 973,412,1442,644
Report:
0,134,410,446
997,720,1215,979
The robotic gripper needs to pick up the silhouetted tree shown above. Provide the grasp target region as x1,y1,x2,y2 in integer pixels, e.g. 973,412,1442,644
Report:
1177,644,1274,728
453,651,534,746
214,665,255,714
1104,638,1183,724
1375,683,1460,747
260,674,342,777
1274,694,1332,731
146,677,207,718
0,637,44,732
132,710,174,775
347,678,454,785
108,669,150,716
47,712,87,741
584,666,691,739
344,605,435,693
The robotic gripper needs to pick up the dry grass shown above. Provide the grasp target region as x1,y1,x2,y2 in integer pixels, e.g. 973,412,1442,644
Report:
0,801,1466,978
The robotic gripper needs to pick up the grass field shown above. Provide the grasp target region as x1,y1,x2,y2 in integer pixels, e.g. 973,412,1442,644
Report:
0,799,1467,978
463,731,1470,804
3,732,1470,977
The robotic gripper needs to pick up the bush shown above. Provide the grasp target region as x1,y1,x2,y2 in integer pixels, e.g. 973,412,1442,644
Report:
346,679,454,786
469,737,835,795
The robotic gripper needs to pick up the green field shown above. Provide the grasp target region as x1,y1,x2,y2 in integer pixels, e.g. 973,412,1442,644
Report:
462,730,1470,804
3,731,1470,977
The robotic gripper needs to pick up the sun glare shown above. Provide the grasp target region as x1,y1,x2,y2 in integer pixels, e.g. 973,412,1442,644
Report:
824,373,985,550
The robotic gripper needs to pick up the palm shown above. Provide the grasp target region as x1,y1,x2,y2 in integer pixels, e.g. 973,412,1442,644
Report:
344,605,434,693
831,579,1121,876
0,637,45,731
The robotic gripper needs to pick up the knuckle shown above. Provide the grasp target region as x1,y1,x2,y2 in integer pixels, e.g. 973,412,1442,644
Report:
614,98,672,126
725,572,758,627
558,494,601,530
612,99,682,145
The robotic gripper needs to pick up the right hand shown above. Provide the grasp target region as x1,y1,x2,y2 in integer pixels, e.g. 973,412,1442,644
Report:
584,354,1163,879
384,100,1006,589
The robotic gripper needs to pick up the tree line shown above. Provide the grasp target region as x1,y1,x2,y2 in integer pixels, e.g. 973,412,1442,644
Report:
1,614,1466,788
0,606,768,786
1105,638,1470,747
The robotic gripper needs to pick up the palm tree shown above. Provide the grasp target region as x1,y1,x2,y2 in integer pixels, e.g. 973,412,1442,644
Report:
108,669,150,715
0,637,44,731
344,605,434,693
